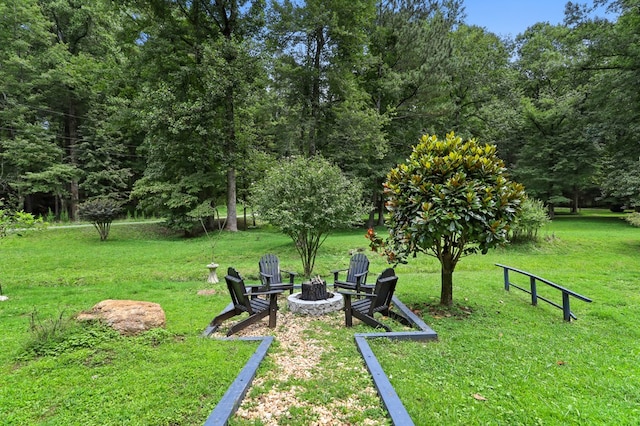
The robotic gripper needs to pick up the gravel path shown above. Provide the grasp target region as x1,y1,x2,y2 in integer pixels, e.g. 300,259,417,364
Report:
211,309,388,425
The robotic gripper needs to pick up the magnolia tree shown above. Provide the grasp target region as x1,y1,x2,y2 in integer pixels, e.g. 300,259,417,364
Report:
251,156,368,277
368,132,525,306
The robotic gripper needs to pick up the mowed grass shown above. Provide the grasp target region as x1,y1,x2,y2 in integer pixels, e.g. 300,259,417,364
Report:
0,209,639,425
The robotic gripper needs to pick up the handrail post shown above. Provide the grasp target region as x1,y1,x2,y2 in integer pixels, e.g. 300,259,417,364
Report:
562,292,571,322
503,267,510,291
530,276,537,306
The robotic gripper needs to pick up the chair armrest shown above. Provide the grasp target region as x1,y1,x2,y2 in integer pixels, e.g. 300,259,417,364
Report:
246,283,267,289
258,273,273,288
338,290,375,298
353,271,367,277
332,268,348,281
282,270,297,284
259,272,274,284
244,289,283,297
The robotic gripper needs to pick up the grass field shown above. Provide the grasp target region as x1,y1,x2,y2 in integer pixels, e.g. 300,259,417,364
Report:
1,209,639,425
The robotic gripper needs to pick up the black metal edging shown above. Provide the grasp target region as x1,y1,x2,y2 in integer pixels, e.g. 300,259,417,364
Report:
351,295,438,426
203,336,274,426
355,335,415,425
202,295,438,426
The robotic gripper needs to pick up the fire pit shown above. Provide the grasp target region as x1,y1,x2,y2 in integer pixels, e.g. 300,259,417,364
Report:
287,276,344,316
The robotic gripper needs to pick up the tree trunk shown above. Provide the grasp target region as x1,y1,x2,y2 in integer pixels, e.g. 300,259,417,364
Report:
377,195,386,226
366,190,376,228
440,252,455,306
309,26,324,157
222,55,238,232
225,167,238,231
547,203,555,220
571,186,579,214
68,103,79,222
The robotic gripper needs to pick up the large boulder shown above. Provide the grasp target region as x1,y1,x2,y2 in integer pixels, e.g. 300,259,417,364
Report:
77,299,166,335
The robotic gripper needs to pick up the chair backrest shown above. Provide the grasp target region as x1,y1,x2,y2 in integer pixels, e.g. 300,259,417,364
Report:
259,253,282,286
346,253,369,284
225,267,253,314
369,268,398,315
378,267,395,280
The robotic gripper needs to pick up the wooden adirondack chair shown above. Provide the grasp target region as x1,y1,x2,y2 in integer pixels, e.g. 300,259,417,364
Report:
333,253,369,292
340,268,411,332
203,267,282,337
360,266,395,294
258,254,296,294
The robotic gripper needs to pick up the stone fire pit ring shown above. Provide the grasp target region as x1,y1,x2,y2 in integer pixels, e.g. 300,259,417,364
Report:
287,292,344,316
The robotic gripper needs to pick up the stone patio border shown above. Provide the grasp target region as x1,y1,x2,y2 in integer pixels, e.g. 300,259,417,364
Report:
202,295,438,426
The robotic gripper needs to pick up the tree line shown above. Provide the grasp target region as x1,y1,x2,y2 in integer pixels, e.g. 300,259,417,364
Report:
1,0,638,232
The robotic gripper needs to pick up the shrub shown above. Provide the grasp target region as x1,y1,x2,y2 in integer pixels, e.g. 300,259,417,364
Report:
78,198,122,241
625,212,640,227
251,156,368,277
0,199,46,238
510,197,550,242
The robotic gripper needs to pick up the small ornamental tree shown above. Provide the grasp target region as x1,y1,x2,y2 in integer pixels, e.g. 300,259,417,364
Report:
368,132,525,306
251,156,368,277
78,199,122,241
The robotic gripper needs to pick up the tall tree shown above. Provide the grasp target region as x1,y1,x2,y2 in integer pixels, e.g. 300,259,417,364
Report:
445,24,514,141
512,22,598,216
573,0,640,209
368,0,463,140
361,0,463,222
132,0,267,232
0,0,132,218
0,0,59,212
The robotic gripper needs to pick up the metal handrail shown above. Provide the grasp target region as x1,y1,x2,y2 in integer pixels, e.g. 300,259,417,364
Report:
495,264,592,321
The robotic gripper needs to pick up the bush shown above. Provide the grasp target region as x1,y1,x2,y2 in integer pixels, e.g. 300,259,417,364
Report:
251,155,368,277
624,212,640,227
0,199,45,238
78,198,122,241
510,197,550,242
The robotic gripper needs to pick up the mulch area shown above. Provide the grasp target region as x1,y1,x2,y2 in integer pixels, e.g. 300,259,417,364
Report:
210,309,387,425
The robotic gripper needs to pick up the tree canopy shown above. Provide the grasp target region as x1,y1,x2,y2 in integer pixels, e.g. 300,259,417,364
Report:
0,0,637,228
368,132,525,306
251,156,368,277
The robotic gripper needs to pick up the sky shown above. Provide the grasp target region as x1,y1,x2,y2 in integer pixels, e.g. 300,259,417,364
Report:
462,0,612,37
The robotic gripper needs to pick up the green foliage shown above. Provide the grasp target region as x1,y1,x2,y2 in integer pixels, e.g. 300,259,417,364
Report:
510,197,550,242
369,132,525,306
251,156,368,276
78,198,122,241
20,310,121,360
624,212,640,227
0,199,46,237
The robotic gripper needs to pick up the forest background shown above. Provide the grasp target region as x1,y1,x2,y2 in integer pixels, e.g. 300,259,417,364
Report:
1,0,638,232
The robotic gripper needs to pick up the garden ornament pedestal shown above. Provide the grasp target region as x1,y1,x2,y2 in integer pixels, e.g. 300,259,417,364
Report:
206,263,220,284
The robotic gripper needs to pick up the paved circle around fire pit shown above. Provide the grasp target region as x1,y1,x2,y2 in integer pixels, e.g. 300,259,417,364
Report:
287,292,344,316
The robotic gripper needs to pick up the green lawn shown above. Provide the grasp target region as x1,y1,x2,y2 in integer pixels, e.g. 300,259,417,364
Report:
1,210,639,424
